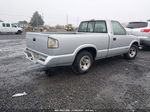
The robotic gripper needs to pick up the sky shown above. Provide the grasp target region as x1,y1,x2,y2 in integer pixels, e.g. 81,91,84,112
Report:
0,0,150,26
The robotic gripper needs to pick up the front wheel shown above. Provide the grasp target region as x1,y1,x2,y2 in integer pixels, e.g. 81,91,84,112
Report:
124,45,138,60
16,30,22,34
72,51,93,74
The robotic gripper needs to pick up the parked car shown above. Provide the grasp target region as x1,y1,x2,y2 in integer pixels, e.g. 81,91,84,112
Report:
0,22,22,34
25,20,139,74
126,21,150,47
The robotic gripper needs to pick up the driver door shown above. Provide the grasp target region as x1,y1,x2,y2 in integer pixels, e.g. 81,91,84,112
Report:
108,21,132,57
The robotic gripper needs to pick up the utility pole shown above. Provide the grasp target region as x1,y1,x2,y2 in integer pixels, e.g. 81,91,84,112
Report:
76,17,79,27
66,15,68,25
36,13,39,28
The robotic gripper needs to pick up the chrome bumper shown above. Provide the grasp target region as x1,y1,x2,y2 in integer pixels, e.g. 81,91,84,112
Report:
24,48,75,67
24,48,48,65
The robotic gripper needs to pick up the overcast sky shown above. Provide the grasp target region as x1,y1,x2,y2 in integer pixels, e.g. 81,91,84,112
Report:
0,0,150,26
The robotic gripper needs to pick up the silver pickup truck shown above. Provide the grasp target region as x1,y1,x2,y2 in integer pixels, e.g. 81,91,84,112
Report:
25,20,139,74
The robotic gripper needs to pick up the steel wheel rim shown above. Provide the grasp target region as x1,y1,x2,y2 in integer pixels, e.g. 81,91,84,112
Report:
129,47,136,58
80,56,91,71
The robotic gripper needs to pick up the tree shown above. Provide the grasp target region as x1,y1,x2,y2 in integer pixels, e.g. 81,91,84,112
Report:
55,24,65,29
30,11,44,27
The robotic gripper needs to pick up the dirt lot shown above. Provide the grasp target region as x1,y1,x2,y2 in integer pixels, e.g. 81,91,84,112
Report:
0,33,150,112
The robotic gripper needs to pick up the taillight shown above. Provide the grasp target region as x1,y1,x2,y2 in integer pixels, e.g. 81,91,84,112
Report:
141,29,150,32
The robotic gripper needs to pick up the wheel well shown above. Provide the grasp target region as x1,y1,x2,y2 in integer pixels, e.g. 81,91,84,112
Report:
16,30,22,34
18,30,22,32
76,47,97,60
132,42,139,47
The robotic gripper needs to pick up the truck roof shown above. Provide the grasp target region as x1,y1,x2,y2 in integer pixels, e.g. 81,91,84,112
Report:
80,19,116,22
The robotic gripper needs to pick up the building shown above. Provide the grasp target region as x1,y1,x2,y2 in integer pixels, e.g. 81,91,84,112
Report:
17,21,28,28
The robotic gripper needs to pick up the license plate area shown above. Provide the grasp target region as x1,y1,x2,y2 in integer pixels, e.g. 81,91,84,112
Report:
25,51,32,58
33,52,39,59
33,52,47,62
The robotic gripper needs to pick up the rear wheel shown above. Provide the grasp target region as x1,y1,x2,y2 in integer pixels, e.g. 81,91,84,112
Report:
72,51,93,74
124,45,138,59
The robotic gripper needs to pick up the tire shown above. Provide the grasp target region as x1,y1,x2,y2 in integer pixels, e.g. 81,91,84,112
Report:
72,51,94,74
124,45,138,60
16,30,22,34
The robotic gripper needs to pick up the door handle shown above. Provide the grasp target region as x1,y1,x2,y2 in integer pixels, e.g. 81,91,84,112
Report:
113,38,116,41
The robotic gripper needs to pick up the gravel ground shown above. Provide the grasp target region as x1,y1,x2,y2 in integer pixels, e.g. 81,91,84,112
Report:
0,33,150,112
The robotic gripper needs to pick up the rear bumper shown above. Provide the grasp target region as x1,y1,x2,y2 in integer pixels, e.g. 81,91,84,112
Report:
24,48,75,67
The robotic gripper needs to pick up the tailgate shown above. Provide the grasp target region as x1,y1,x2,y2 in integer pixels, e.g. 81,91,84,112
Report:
26,33,51,55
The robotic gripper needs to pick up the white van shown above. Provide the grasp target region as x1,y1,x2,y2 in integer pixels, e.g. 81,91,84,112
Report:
0,22,23,34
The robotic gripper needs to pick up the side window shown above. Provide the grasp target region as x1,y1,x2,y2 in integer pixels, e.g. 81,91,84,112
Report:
87,22,95,32
94,21,107,33
6,23,10,27
112,21,126,35
78,22,88,32
2,23,5,27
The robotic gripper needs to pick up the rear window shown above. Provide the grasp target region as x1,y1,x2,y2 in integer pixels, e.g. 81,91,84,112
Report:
78,22,88,32
87,22,95,32
127,22,148,29
78,21,107,33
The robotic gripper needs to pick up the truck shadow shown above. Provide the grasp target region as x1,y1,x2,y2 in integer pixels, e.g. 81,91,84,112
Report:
44,66,75,77
140,47,150,51
28,55,139,88
43,55,125,77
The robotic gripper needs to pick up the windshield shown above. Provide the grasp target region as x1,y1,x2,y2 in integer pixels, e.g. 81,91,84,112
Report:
11,24,17,28
127,22,148,29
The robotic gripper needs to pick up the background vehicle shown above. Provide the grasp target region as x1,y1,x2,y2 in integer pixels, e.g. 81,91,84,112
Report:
24,25,33,32
126,21,150,47
65,24,74,31
25,20,139,74
0,22,23,34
